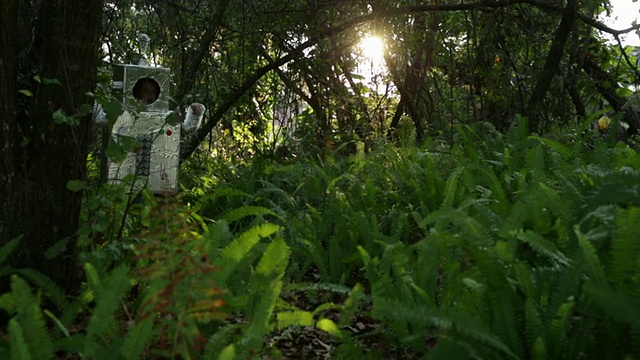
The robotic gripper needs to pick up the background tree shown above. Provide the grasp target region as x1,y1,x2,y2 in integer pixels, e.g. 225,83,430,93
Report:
0,0,103,293
2,0,639,294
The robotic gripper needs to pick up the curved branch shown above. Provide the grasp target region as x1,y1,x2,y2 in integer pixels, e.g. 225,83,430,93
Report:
180,0,635,159
525,0,578,133
180,40,314,160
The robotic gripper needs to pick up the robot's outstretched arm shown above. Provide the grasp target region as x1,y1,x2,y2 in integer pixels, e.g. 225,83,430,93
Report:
182,103,206,134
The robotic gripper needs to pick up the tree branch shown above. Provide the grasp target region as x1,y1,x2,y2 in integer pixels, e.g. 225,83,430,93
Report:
525,0,578,133
180,0,635,158
180,40,314,160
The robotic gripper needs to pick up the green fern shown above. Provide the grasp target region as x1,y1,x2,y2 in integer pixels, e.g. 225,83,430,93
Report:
489,288,524,359
84,264,131,355
528,135,574,160
0,236,22,278
244,237,290,352
276,310,314,329
15,268,71,316
582,280,640,325
441,165,465,209
575,226,607,284
221,205,281,224
9,275,54,360
201,324,241,359
119,317,154,359
547,296,575,359
373,297,517,359
213,222,281,286
9,318,32,360
607,207,640,295
0,236,21,265
513,230,570,267
524,298,546,357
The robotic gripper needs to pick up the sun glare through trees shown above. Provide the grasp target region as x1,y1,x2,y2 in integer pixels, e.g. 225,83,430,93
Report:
355,35,388,93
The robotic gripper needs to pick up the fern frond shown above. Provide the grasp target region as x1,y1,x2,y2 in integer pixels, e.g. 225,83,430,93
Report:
547,296,575,358
217,344,236,360
0,236,21,266
204,186,253,202
536,182,572,230
531,337,548,360
276,310,314,329
84,264,131,354
44,310,69,338
207,219,233,253
574,226,607,283
244,237,290,351
202,325,240,360
544,263,580,329
16,268,70,314
608,207,640,294
222,205,281,223
528,136,574,160
9,318,32,360
10,275,54,360
119,317,154,359
582,280,640,324
0,292,16,313
214,222,281,285
373,297,517,359
524,298,546,355
358,246,396,300
289,282,353,296
441,166,465,209
514,230,570,267
471,163,511,215
339,283,365,328
499,198,532,238
53,334,94,355
489,288,524,358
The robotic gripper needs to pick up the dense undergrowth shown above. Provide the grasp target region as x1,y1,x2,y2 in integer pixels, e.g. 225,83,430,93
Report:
2,122,640,359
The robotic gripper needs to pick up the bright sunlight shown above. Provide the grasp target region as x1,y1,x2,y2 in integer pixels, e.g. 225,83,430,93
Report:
355,35,388,93
359,35,385,62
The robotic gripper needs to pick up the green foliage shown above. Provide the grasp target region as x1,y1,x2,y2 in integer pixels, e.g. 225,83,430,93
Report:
5,102,640,358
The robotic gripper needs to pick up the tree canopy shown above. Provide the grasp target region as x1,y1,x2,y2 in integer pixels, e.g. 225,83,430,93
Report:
1,0,640,358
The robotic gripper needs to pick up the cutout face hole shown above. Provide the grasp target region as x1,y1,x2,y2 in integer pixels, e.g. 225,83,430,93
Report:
132,77,160,106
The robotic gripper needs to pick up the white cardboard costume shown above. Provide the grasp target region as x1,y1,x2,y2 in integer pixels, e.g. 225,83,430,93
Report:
99,63,204,194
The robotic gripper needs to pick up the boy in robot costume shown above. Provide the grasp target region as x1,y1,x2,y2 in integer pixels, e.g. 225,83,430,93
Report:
95,77,205,195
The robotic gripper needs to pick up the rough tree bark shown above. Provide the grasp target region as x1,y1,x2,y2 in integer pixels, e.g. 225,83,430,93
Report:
0,0,103,293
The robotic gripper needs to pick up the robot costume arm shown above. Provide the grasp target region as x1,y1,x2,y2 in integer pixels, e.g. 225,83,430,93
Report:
182,103,206,134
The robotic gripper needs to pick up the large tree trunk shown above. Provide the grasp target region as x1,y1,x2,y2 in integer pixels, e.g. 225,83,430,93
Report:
0,0,103,293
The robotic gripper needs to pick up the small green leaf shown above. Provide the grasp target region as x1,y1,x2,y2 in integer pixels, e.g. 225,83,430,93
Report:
217,344,235,360
52,109,79,125
616,87,633,98
66,180,87,192
165,111,180,126
18,90,33,97
42,77,62,86
316,318,342,339
101,99,125,125
105,138,127,161
277,311,314,329
78,104,93,117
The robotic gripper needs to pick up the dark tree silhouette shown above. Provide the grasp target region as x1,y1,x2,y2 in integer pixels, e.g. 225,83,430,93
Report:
0,0,103,293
